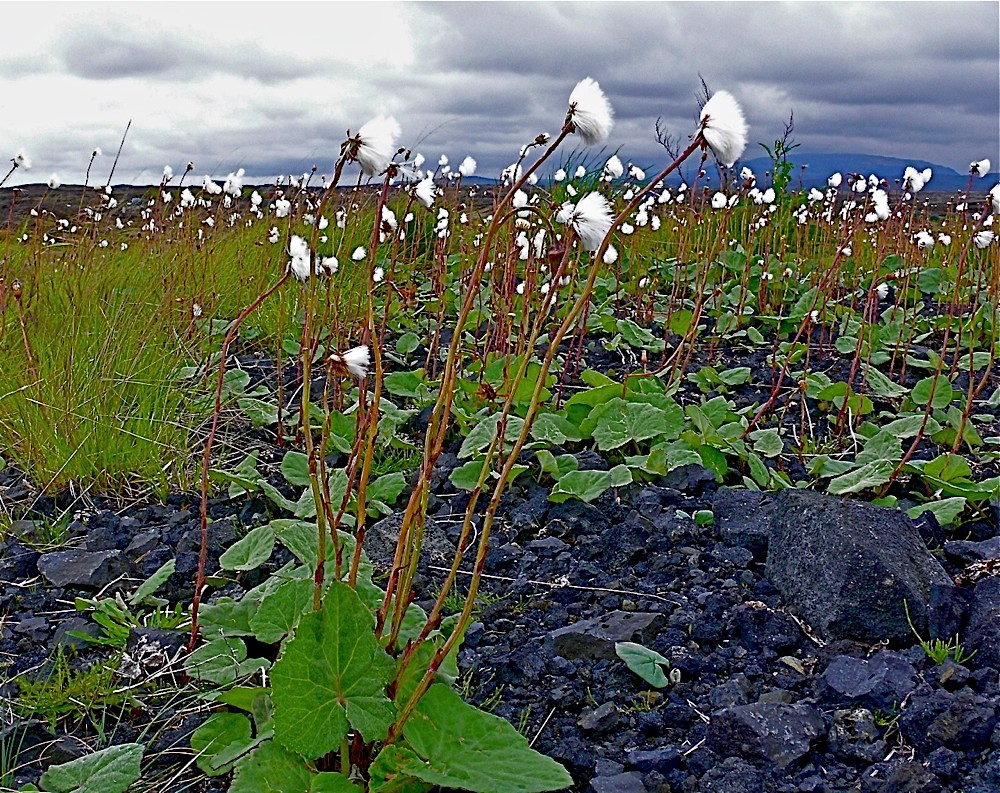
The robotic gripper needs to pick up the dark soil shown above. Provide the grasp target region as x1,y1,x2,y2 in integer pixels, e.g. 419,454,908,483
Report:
2,331,1000,791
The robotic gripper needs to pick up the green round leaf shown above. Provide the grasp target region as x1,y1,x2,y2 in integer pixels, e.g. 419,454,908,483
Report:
271,582,396,760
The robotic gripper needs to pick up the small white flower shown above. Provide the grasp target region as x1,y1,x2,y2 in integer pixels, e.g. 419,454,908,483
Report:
989,183,1000,215
458,156,477,177
970,159,991,177
575,165,587,179
274,198,291,218
352,246,367,261
762,188,776,204
331,346,370,379
192,303,203,318
974,230,995,249
828,172,842,188
914,230,934,249
47,173,60,189
740,166,755,182
93,147,102,156
567,77,614,145
602,244,618,264
938,233,951,246
711,192,727,209
566,184,577,197
354,115,401,177
321,256,338,275
269,227,279,244
554,168,567,182
638,277,649,288
14,149,31,169
202,176,222,195
373,266,385,282
557,192,614,251
628,164,645,180
876,282,890,300
516,282,525,295
698,91,748,167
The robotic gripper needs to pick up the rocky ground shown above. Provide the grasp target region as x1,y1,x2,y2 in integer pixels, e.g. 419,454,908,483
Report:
3,417,1000,791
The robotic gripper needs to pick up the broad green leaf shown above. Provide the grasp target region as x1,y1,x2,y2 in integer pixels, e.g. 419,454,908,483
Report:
458,413,525,459
746,452,771,487
617,318,665,352
530,413,584,445
580,369,616,387
39,743,143,793
615,641,670,688
281,451,312,487
190,712,254,776
548,465,632,503
395,332,420,356
198,597,256,636
238,397,280,427
450,458,487,491
129,558,175,606
881,414,942,438
749,428,783,458
911,375,954,409
326,411,357,454
384,370,431,400
923,453,972,482
401,684,573,793
855,430,903,466
369,745,435,793
535,451,578,479
219,525,275,571
590,399,675,451
185,637,269,685
212,686,270,713
368,472,408,509
230,740,362,793
271,582,395,760
917,267,942,294
250,578,314,643
907,497,967,526
717,367,752,386
827,460,894,495
864,365,909,398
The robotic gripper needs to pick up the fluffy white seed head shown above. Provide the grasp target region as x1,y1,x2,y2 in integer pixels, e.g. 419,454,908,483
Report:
557,191,614,252
698,91,748,167
355,115,401,177
567,77,614,145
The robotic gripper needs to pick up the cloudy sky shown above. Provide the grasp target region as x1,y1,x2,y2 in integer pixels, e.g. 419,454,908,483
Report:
2,1,997,187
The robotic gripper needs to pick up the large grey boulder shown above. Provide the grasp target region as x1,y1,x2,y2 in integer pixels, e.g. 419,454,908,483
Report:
766,489,953,643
